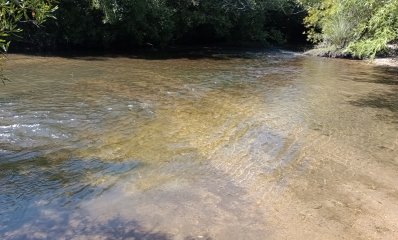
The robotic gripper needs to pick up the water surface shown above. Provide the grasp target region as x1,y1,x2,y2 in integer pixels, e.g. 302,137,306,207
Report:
1,52,397,239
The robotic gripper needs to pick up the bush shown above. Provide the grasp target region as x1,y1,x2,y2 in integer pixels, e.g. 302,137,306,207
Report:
300,0,398,58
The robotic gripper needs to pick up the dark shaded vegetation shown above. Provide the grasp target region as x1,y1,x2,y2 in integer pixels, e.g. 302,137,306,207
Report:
11,0,307,52
2,1,398,58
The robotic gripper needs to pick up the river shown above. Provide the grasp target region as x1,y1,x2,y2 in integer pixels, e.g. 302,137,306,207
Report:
1,51,397,239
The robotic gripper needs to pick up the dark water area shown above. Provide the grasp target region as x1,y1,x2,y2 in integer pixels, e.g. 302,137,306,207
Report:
0,51,397,239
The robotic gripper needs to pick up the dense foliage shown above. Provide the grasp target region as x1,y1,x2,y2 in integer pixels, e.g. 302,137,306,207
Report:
14,0,305,50
299,0,398,58
2,0,397,59
0,0,56,53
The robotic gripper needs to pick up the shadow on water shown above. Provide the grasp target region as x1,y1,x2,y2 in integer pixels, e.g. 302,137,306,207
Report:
349,89,398,125
11,47,298,61
3,216,172,240
0,155,141,233
349,66,398,124
350,90,398,113
0,151,255,239
4,212,214,239
74,218,172,240
351,66,398,86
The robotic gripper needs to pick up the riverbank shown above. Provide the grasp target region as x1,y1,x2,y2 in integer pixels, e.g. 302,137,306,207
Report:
8,45,398,69
372,57,398,68
304,45,398,68
303,46,351,59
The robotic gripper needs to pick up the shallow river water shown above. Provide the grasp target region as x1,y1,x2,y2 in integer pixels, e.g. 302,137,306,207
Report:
0,51,397,239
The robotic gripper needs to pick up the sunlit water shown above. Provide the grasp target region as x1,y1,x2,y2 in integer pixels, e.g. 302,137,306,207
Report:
1,51,397,240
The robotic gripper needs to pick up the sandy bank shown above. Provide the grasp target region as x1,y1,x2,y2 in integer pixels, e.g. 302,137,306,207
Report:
372,57,398,68
304,47,398,68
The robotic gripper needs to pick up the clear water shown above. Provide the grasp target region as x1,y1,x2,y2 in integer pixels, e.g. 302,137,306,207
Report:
1,51,397,239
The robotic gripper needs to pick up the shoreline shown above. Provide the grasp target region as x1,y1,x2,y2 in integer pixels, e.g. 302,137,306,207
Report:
372,57,398,68
6,47,398,68
304,45,398,68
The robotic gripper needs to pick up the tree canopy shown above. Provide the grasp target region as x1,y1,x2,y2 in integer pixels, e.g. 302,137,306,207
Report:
1,0,397,58
12,0,305,50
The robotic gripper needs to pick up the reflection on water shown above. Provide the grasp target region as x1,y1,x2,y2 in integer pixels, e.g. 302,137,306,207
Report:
1,52,397,239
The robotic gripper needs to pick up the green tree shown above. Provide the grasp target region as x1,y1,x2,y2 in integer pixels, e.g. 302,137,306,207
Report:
14,0,302,50
89,0,301,46
347,0,398,58
299,0,398,58
0,0,57,53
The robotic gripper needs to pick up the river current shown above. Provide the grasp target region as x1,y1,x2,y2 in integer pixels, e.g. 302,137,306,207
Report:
1,51,397,239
